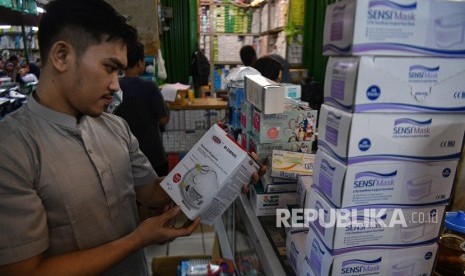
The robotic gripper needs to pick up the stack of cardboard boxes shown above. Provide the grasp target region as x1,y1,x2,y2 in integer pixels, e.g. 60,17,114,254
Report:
230,74,317,216
287,0,465,275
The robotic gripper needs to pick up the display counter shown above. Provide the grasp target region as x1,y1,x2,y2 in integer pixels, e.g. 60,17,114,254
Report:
215,194,294,276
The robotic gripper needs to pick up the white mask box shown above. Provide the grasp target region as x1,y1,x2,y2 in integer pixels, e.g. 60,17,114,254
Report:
249,183,297,216
325,56,465,113
303,228,437,276
307,189,445,251
313,149,458,208
160,124,260,225
323,0,465,57
318,104,465,163
286,229,308,276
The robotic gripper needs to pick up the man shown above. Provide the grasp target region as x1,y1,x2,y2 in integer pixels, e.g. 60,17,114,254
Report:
239,45,292,83
239,45,257,66
0,0,200,275
115,41,170,177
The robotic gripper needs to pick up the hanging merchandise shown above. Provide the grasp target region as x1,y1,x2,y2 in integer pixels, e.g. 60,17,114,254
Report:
156,48,167,80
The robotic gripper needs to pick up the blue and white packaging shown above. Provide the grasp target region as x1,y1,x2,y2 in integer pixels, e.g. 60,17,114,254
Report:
313,149,458,208
307,189,445,251
324,56,465,113
318,104,465,164
323,0,465,57
286,228,308,276
303,229,438,276
260,162,297,193
249,183,297,216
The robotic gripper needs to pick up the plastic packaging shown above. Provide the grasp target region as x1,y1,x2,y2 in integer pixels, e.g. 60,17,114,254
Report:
436,211,465,275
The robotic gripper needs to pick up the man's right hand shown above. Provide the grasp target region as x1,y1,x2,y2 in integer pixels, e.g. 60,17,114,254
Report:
133,205,200,246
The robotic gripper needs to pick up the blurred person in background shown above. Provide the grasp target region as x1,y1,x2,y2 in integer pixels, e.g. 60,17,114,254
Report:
115,41,170,177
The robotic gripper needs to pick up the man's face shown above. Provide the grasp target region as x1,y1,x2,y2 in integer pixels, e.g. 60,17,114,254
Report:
64,40,127,118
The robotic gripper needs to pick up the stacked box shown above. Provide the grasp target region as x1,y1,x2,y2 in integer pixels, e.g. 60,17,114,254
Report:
305,0,465,275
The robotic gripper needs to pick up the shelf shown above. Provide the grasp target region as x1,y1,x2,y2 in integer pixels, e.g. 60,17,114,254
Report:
168,97,227,110
1,48,39,51
0,32,34,35
260,27,285,36
212,32,258,36
0,6,39,26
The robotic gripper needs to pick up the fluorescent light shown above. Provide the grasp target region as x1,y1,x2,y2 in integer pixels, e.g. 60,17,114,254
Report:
36,7,45,13
32,27,39,31
0,25,11,29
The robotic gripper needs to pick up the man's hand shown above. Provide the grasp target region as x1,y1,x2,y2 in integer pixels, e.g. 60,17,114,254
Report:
133,205,200,246
242,153,267,194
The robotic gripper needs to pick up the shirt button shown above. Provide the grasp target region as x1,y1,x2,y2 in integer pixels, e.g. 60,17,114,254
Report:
88,149,93,154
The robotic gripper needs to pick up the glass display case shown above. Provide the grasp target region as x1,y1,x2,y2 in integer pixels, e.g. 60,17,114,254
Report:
216,194,294,276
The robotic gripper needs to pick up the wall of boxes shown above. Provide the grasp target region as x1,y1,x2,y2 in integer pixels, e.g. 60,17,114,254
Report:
288,0,465,275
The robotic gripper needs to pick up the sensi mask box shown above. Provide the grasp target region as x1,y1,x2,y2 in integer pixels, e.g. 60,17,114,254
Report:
313,149,458,208
324,56,465,113
323,0,465,57
160,124,260,225
318,104,465,164
303,229,438,276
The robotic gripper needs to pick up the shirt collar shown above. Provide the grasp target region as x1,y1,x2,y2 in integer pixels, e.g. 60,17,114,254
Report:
26,93,80,128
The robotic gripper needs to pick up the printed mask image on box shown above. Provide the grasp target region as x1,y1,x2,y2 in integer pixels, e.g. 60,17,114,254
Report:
181,164,218,209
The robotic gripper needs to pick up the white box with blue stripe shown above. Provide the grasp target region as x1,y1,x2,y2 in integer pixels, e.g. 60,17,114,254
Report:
313,149,458,208
323,0,465,57
318,104,465,164
307,189,445,251
324,56,465,113
302,227,437,276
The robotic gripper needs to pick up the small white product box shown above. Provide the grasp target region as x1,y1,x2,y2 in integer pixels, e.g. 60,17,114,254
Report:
318,104,465,164
325,56,465,113
160,124,260,225
252,107,318,144
308,189,445,251
313,149,458,208
323,0,465,57
286,228,308,276
248,135,313,163
271,150,316,179
260,163,297,193
245,74,285,114
249,183,296,216
296,175,313,208
303,229,438,276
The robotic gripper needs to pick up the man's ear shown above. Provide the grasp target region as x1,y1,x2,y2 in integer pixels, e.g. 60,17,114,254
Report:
50,41,72,72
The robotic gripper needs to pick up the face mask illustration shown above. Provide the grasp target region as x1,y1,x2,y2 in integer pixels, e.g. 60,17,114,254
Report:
181,164,219,209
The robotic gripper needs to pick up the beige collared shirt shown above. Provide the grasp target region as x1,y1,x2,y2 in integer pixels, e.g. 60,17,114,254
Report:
0,94,157,275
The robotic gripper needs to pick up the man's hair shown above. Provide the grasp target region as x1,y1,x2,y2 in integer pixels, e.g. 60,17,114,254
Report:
126,41,145,68
252,56,283,81
38,0,138,66
240,45,257,66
